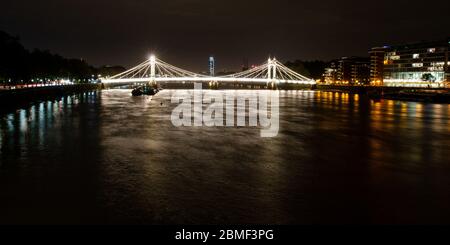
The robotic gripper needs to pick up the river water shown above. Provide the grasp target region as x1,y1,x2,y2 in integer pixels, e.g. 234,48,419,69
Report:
0,89,449,224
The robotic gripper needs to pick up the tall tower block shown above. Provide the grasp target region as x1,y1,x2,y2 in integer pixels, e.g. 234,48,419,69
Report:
209,56,215,76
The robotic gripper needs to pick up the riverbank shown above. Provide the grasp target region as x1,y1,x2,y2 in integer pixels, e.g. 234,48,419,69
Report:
0,83,103,112
2,83,449,112
315,85,450,103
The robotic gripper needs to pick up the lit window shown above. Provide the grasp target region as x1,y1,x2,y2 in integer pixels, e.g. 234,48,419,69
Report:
413,54,420,59
428,48,435,53
428,67,443,71
431,62,445,67
412,63,423,67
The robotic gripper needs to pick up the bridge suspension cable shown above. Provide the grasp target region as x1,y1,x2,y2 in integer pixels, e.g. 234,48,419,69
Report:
102,56,315,85
222,58,312,82
108,57,206,80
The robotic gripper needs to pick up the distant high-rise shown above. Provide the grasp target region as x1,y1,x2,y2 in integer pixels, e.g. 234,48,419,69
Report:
242,58,249,71
209,56,215,76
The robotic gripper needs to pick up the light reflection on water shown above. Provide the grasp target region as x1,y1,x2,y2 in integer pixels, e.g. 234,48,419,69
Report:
0,89,449,224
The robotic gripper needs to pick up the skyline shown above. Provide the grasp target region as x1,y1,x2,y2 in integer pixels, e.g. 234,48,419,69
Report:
1,0,450,71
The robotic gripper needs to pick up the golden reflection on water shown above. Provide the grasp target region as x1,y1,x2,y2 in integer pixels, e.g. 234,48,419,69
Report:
313,90,449,170
0,89,449,224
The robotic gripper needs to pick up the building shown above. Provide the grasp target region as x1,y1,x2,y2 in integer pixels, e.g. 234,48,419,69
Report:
369,47,387,85
323,57,370,84
350,58,370,84
336,58,351,83
209,56,215,76
382,39,449,87
322,60,338,84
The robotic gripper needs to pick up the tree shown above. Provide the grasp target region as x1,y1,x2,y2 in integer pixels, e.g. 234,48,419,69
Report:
0,30,30,83
284,60,327,79
0,30,124,84
421,73,436,82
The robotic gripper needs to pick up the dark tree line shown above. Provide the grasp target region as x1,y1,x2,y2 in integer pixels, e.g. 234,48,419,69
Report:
0,30,125,84
285,60,328,80
1,29,330,83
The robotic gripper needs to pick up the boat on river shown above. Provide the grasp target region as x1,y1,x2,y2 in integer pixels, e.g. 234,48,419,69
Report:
131,85,161,96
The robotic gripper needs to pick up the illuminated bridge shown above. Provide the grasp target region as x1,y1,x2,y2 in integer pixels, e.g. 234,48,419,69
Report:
101,55,316,86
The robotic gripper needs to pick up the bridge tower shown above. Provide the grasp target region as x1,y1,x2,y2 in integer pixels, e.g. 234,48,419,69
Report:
267,58,277,80
272,58,277,80
267,58,277,88
150,55,156,84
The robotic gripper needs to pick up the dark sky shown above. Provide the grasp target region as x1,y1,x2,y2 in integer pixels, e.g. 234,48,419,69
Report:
1,0,449,72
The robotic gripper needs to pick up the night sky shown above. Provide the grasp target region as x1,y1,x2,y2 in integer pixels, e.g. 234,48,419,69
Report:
1,0,449,71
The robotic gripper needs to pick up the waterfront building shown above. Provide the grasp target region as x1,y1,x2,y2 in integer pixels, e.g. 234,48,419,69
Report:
323,60,338,84
323,57,370,85
382,39,449,87
369,47,387,85
350,58,370,85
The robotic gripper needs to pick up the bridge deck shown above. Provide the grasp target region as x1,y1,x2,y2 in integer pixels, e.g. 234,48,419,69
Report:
102,77,316,85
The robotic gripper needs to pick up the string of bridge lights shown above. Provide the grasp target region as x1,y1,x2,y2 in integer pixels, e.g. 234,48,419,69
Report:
101,55,315,85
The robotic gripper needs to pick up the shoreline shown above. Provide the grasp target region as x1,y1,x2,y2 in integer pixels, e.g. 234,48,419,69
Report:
0,83,104,113
1,83,449,113
315,85,450,103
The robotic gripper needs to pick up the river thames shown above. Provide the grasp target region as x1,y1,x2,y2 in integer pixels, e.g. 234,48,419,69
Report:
1,89,449,224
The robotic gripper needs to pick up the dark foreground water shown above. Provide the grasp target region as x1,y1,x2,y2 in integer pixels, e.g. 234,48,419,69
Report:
1,89,449,224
